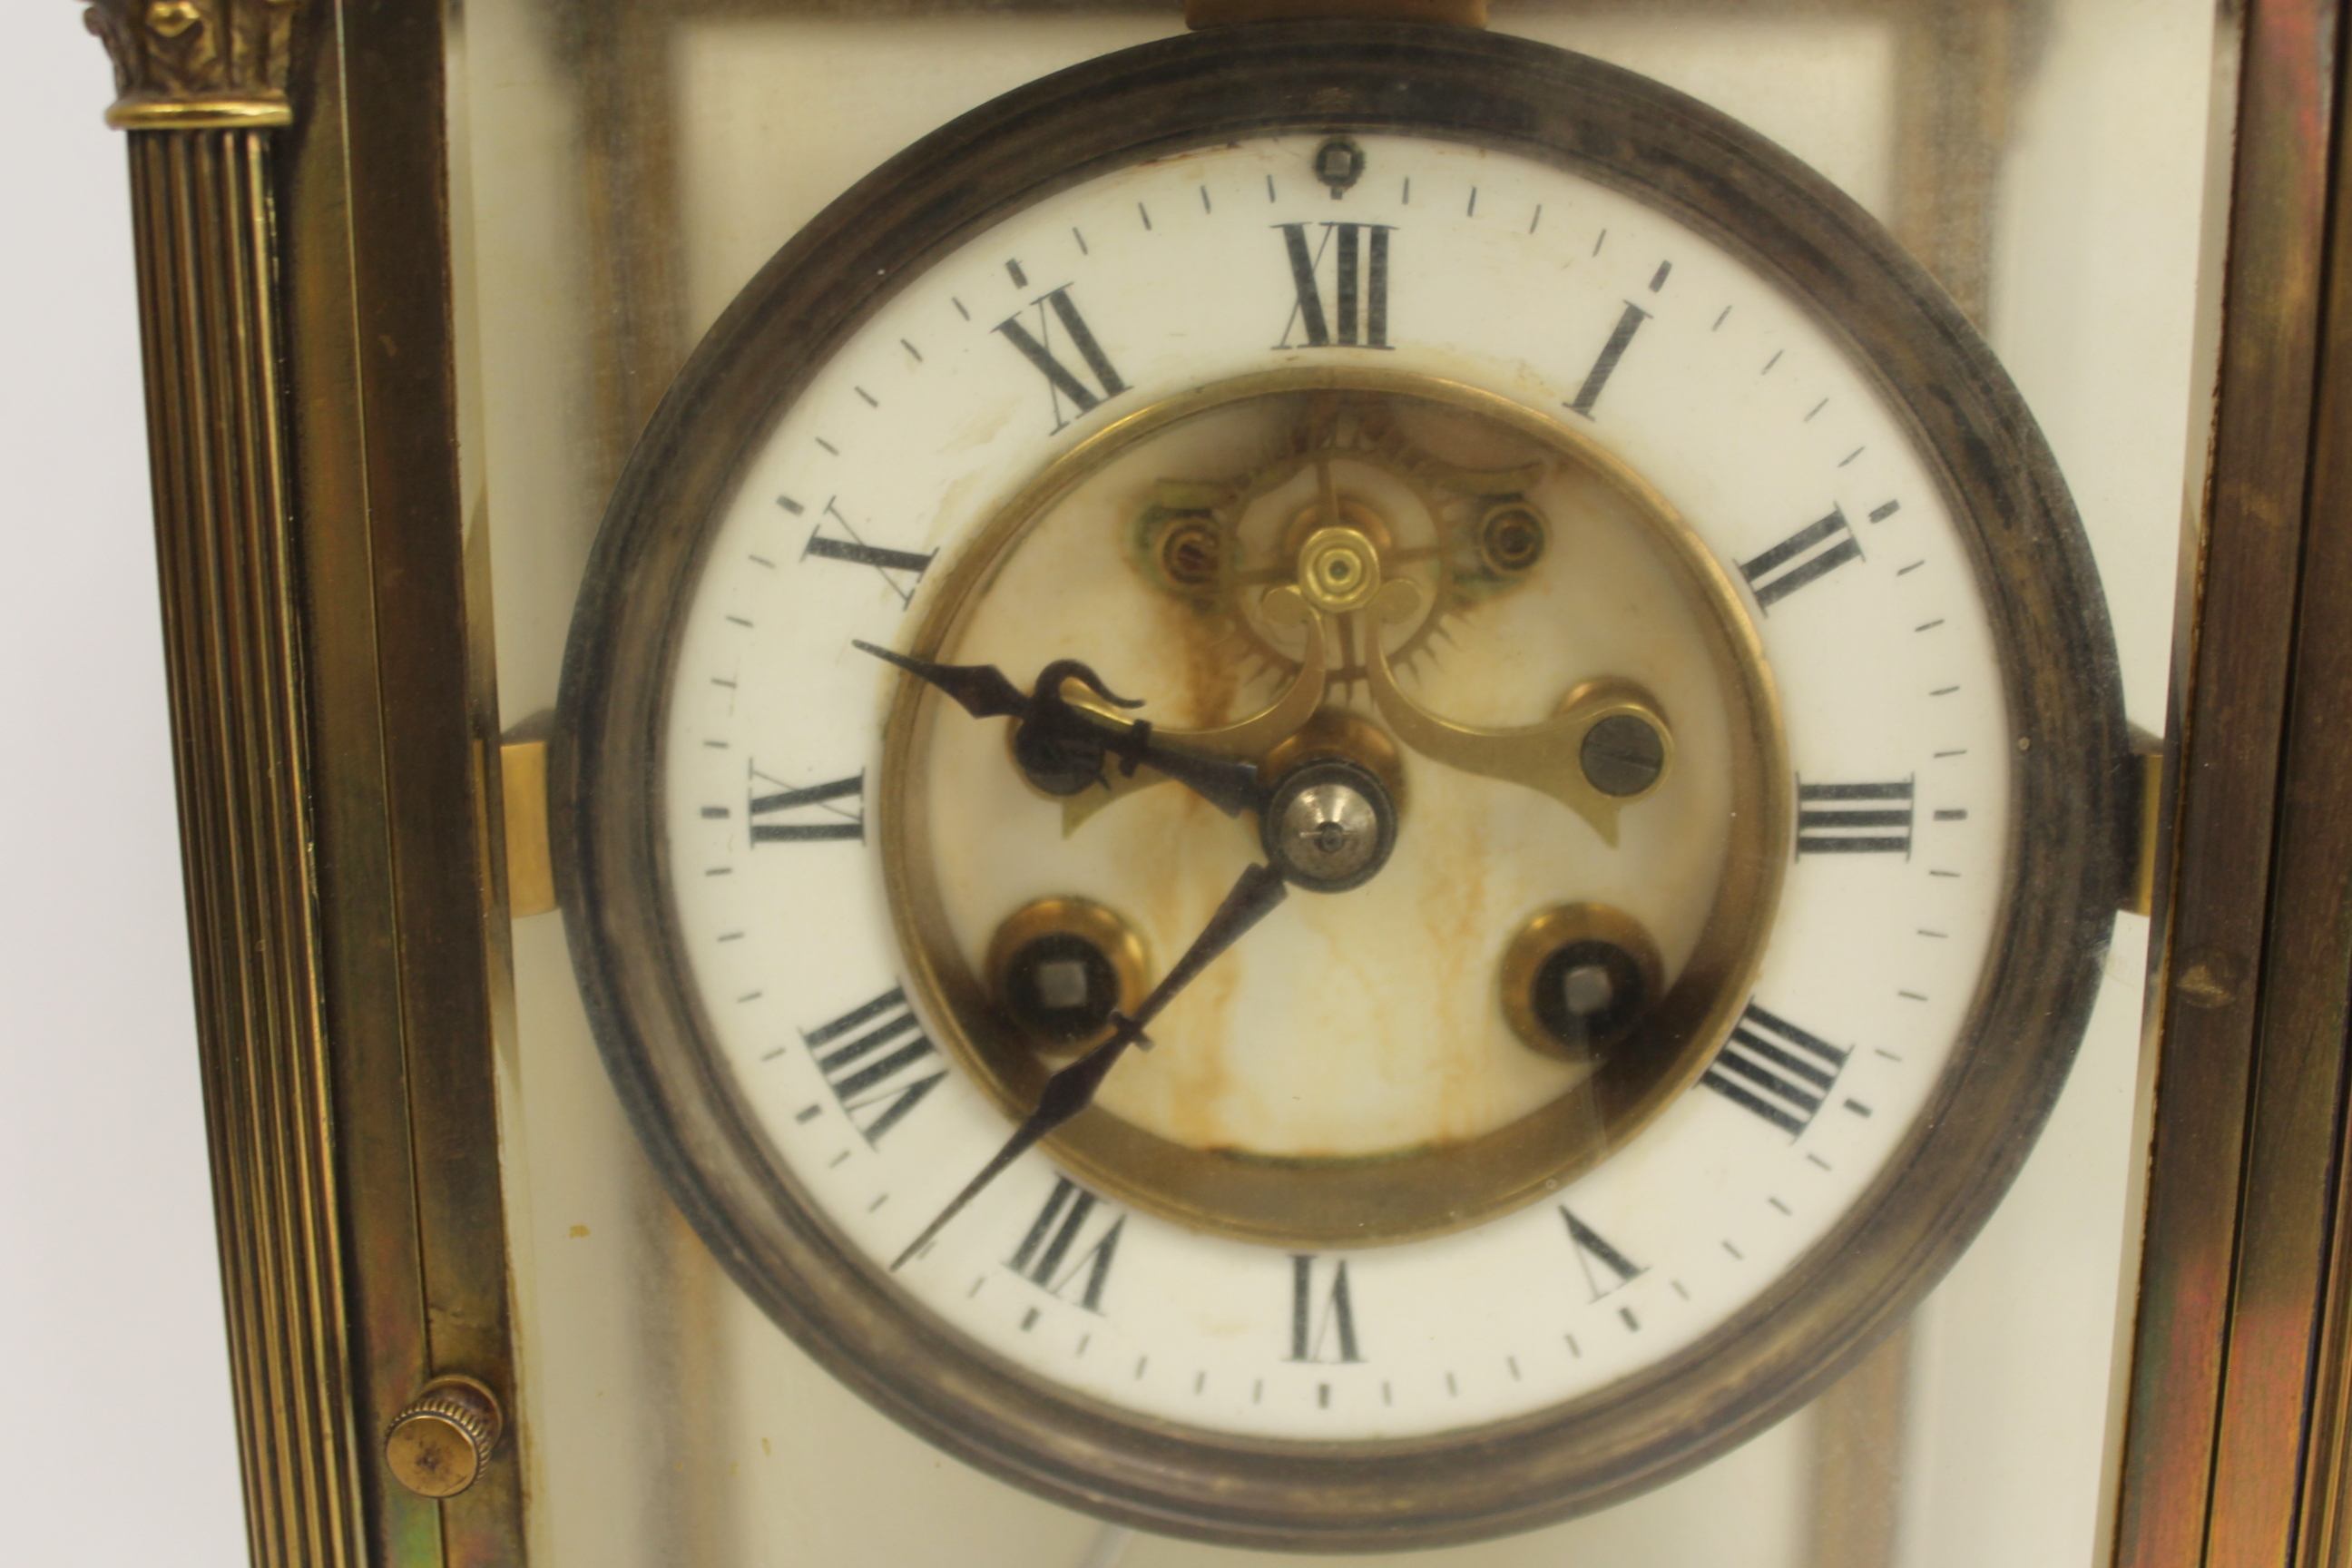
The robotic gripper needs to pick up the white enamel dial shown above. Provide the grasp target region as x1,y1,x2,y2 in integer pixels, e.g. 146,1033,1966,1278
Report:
650,128,2011,1446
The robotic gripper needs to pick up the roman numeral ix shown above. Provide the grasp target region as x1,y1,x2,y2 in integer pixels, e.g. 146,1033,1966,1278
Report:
996,286,1126,431
748,765,864,845
1289,1254,1365,1363
1797,778,1915,857
1740,505,1863,609
799,986,946,1144
1277,222,1393,349
1702,1003,1850,1137
1007,1177,1124,1314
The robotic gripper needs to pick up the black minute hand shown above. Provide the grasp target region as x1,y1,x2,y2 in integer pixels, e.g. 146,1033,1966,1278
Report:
852,641,1263,817
890,860,1289,1270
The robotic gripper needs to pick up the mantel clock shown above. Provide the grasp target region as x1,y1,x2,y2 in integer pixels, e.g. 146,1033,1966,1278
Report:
85,0,2352,1564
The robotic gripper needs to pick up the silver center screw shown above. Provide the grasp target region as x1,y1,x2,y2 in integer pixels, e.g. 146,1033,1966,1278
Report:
1262,758,1397,893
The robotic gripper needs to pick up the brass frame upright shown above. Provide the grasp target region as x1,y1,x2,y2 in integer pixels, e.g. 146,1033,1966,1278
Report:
84,0,2352,1563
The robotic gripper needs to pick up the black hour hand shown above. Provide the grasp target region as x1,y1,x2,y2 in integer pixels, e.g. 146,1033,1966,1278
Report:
854,642,1261,817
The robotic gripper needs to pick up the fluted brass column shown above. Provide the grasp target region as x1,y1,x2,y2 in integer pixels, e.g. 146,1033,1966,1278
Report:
87,5,360,1566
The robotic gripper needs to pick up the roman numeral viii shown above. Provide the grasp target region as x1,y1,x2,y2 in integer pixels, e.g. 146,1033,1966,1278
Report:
799,986,946,1144
996,287,1126,431
1007,1177,1124,1314
748,766,863,845
1277,223,1392,348
1702,1003,1850,1137
1798,778,1914,857
1740,505,1863,609
1289,1255,1365,1363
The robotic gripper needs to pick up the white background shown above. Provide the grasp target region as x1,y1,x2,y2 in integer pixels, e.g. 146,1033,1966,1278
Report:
0,6,248,1564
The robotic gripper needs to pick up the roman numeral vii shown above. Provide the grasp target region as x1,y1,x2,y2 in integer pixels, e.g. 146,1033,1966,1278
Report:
1007,1177,1124,1315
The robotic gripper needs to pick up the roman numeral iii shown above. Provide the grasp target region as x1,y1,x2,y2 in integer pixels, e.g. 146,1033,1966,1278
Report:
1797,778,1915,857
747,767,864,845
1276,222,1393,348
1288,1255,1365,1363
1007,1177,1124,1314
1740,505,1863,609
1702,1003,1850,1137
996,286,1126,430
799,986,946,1144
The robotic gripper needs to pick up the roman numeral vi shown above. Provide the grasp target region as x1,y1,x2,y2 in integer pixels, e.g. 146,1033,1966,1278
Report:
1289,1255,1365,1363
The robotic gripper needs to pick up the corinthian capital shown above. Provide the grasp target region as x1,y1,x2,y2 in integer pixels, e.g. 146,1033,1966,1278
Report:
83,0,309,130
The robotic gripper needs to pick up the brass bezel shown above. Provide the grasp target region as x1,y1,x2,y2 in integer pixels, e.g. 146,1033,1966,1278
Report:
878,368,1789,1248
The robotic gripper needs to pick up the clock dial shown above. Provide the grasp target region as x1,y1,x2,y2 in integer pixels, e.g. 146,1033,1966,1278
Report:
659,129,1994,1442
562,25,2122,1545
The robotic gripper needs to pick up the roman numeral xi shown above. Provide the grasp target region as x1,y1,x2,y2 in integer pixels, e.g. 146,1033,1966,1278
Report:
1277,223,1392,349
797,986,946,1145
996,287,1126,431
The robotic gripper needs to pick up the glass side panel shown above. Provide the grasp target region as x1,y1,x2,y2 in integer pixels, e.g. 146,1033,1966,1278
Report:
444,2,2229,1563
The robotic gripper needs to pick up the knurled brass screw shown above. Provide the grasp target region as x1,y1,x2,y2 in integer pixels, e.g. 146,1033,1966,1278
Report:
385,1375,503,1499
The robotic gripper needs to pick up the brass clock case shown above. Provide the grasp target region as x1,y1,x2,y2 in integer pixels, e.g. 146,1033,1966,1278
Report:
557,22,2125,1548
